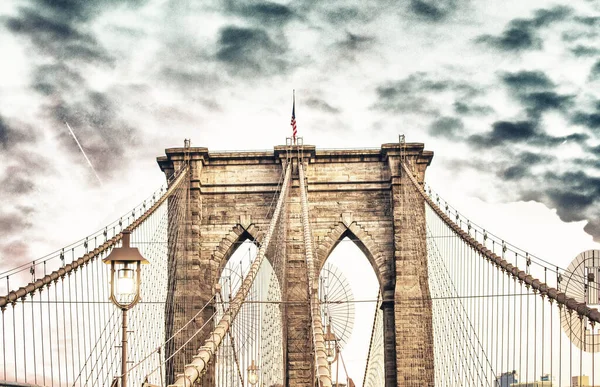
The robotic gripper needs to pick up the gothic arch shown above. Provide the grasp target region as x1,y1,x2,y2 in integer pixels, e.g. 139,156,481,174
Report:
212,223,262,282
315,221,388,289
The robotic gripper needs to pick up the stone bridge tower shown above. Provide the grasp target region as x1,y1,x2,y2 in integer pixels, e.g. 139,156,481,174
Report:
157,142,434,386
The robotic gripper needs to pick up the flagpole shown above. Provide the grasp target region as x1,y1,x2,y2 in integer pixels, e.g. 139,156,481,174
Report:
291,90,297,145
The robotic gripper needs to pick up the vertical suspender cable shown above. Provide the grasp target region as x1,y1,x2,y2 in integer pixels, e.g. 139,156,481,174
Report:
167,163,291,387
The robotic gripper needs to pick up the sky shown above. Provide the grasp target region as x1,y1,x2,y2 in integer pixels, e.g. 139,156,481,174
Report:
1,0,600,382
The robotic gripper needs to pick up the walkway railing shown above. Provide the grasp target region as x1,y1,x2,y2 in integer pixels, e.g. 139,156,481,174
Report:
402,162,600,386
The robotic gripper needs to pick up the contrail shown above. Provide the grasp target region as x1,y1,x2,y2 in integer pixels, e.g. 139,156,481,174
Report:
65,122,103,186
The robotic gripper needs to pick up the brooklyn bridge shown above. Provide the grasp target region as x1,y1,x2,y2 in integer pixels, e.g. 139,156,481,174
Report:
1,139,599,386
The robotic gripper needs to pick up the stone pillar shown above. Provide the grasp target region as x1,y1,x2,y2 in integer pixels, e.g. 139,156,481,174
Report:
160,149,216,385
387,146,435,385
380,286,398,386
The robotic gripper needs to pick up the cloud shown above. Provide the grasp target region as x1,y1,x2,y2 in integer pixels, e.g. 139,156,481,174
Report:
409,0,456,22
520,91,574,117
590,59,600,79
239,2,295,25
501,70,554,91
572,111,600,130
476,6,572,51
453,101,494,115
500,71,573,120
0,210,33,237
216,26,287,75
5,7,114,65
337,32,375,51
0,240,29,261
468,120,537,147
500,165,529,180
574,16,600,26
540,171,600,241
497,151,555,180
47,89,140,175
0,171,35,195
374,72,480,114
570,45,600,57
0,115,37,149
428,117,464,139
306,98,340,114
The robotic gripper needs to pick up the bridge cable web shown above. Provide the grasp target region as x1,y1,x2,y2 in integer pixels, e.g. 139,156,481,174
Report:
166,161,292,386
200,149,291,387
401,161,600,386
298,160,333,387
0,164,191,386
362,293,384,387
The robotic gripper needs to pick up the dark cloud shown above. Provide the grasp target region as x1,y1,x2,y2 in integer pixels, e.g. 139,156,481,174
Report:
0,115,37,149
428,117,464,139
5,8,114,65
241,2,294,25
547,190,595,221
590,60,600,79
501,70,554,91
584,220,600,242
453,101,493,115
470,120,585,147
588,144,600,153
570,45,600,57
468,121,537,147
33,63,86,96
574,16,600,26
532,6,573,26
518,151,554,165
0,172,35,195
216,26,287,75
337,32,375,51
500,71,573,119
409,0,453,21
497,151,554,180
32,0,145,22
500,165,529,180
374,72,479,114
0,211,32,236
477,20,541,51
476,6,572,51
562,29,599,42
48,89,139,175
520,91,574,117
326,6,362,23
572,111,600,129
306,98,340,114
541,170,600,222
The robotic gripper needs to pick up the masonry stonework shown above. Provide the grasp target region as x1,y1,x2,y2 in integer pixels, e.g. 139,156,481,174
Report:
158,142,434,386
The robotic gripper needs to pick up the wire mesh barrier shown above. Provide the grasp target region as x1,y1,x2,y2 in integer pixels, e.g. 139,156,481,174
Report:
212,241,285,387
0,166,190,386
2,142,599,387
362,294,383,387
397,162,600,387
166,162,292,386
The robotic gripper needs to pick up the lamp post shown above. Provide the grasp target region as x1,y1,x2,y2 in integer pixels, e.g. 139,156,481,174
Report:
324,324,338,366
103,230,148,387
247,359,259,386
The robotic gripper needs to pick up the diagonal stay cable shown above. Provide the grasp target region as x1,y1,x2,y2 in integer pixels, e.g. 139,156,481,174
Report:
167,162,292,386
0,167,189,309
402,162,600,324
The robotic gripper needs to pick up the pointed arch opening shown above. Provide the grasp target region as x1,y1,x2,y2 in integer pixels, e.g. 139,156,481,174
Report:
213,226,285,387
319,234,382,387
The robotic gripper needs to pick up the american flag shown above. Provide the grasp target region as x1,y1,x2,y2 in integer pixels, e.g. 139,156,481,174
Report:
291,91,297,143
